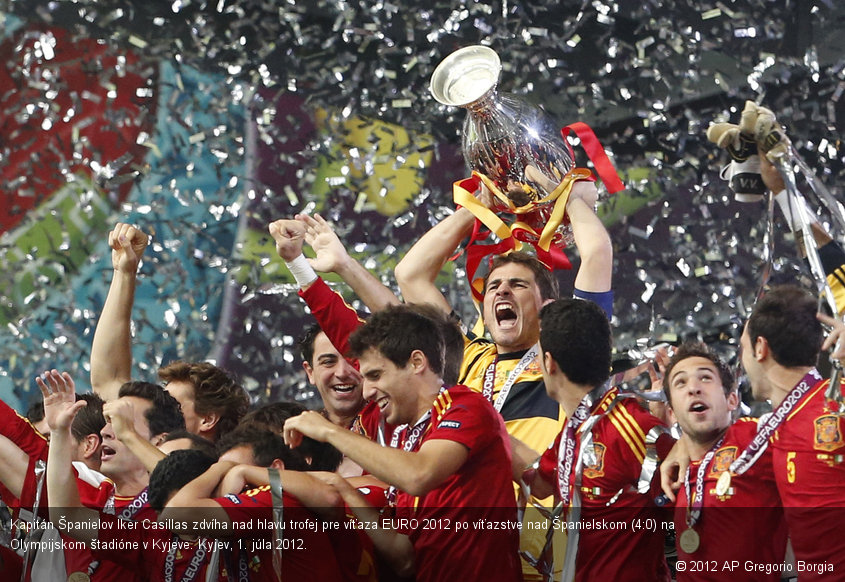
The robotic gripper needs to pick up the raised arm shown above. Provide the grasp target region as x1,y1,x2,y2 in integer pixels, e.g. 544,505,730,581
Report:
39,370,100,544
300,213,400,312
269,218,363,354
394,207,476,314
0,434,31,500
90,223,149,401
567,181,613,294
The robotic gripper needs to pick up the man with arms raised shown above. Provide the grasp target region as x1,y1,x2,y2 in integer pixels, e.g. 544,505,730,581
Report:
91,223,248,442
395,178,611,578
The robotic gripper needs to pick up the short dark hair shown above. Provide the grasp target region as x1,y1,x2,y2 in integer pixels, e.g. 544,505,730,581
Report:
118,381,186,437
71,393,106,444
161,429,218,458
217,425,309,471
348,305,444,375
305,438,343,473
539,298,611,386
25,400,45,424
240,401,307,434
662,342,735,405
404,303,464,386
241,402,342,472
148,449,217,512
746,285,822,367
484,252,560,302
298,324,323,366
158,361,249,439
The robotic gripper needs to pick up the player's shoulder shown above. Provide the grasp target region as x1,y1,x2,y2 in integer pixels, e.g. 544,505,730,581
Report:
729,417,760,436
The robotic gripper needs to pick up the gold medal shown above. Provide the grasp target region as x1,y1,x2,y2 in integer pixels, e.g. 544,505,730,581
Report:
678,528,700,554
715,471,731,496
67,573,91,582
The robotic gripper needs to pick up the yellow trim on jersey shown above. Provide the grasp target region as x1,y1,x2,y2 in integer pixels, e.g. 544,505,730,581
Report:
826,271,845,316
786,380,829,422
597,391,647,462
433,389,454,421
607,408,646,463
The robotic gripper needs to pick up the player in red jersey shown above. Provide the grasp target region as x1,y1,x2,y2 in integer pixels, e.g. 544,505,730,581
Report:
162,421,349,582
663,343,787,581
514,298,673,582
269,215,396,458
269,215,462,454
283,305,522,582
0,386,106,581
740,285,845,581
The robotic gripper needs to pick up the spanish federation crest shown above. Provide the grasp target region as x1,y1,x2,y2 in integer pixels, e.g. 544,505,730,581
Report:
814,414,844,452
583,442,606,479
708,446,737,478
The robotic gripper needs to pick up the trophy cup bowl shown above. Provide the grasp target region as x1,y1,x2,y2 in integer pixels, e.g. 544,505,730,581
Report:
430,45,501,108
430,45,576,244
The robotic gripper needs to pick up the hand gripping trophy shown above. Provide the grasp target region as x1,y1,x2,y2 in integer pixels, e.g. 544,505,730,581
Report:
708,101,845,406
429,45,624,299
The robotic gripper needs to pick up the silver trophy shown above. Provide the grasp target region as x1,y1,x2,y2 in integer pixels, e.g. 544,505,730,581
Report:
430,45,577,245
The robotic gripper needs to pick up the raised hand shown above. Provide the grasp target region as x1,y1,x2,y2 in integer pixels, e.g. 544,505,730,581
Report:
298,213,350,274
102,398,138,443
108,223,149,274
268,219,306,262
36,370,85,433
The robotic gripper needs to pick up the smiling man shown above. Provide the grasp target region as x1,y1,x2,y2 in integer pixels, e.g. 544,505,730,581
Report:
283,305,522,582
298,324,367,429
663,343,787,581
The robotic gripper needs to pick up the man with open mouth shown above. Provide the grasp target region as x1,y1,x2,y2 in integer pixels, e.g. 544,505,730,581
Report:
663,342,787,581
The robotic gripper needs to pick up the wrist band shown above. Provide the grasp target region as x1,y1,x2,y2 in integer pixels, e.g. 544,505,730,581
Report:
284,254,318,288
774,189,809,232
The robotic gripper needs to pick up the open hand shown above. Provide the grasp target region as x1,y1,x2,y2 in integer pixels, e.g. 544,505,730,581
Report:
36,370,85,432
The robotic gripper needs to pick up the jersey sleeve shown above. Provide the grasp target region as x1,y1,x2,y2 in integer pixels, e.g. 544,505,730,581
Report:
215,486,274,533
299,276,365,357
0,400,48,459
537,430,563,493
424,390,496,453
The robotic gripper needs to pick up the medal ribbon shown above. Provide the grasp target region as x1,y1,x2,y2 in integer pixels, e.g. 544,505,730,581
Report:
386,388,445,505
163,534,208,582
729,369,822,476
118,487,149,521
556,382,611,507
482,344,540,413
683,436,725,529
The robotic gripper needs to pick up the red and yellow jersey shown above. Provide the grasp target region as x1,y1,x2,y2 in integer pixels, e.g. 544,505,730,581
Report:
215,486,343,581
394,385,521,582
93,513,212,582
674,418,787,581
538,388,673,582
771,377,845,580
